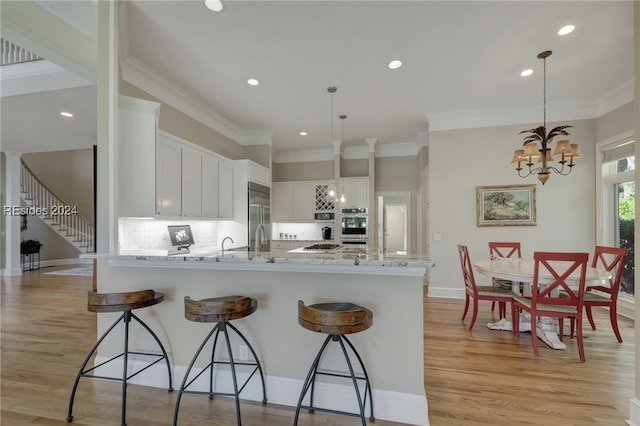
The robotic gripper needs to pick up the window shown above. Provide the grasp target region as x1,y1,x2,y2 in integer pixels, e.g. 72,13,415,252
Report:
597,132,635,299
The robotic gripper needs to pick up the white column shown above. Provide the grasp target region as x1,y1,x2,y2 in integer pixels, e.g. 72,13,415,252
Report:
332,140,342,233
96,0,118,255
631,2,640,424
3,152,22,275
366,138,377,247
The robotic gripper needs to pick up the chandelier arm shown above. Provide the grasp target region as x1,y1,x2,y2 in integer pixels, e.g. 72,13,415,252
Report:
546,164,574,176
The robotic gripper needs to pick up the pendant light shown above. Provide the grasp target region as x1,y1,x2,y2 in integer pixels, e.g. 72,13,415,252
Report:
512,50,579,185
326,86,338,201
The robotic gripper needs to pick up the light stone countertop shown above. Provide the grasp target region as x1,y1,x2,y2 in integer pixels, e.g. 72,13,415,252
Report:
86,245,434,275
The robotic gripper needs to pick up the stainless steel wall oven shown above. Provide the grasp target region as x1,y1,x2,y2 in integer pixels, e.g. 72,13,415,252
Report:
341,208,368,247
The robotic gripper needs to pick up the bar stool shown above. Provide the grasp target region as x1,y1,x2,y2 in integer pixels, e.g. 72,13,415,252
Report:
294,300,375,426
173,295,267,426
66,289,173,426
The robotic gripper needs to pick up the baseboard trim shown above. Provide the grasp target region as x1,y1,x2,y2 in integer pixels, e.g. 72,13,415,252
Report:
426,286,464,299
94,356,430,425
24,258,92,268
627,397,640,426
0,267,23,276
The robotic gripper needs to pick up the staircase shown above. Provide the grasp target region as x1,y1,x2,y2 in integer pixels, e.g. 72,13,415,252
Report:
20,160,95,253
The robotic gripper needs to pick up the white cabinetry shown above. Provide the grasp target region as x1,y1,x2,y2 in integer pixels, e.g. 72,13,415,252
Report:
203,156,233,219
117,96,160,217
272,182,314,222
156,131,233,219
341,177,369,209
156,136,182,216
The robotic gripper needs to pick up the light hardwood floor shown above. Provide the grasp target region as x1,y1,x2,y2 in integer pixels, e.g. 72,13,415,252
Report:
1,266,635,425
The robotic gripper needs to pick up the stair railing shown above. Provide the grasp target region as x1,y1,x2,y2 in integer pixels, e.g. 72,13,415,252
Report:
20,159,94,252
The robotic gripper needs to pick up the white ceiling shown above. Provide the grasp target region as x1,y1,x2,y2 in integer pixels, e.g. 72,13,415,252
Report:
1,1,634,155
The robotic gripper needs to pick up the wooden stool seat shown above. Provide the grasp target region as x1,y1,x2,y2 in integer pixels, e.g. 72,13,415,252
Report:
87,289,164,313
298,301,373,335
294,300,375,425
184,295,257,322
173,295,266,426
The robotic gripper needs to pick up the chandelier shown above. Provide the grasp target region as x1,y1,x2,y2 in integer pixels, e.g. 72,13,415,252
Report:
326,86,345,203
511,50,581,185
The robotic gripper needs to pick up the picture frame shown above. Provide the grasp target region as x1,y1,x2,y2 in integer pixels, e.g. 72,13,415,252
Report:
476,184,536,227
167,225,195,249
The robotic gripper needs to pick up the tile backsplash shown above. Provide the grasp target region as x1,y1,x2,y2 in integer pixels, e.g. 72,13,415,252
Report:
271,222,335,241
119,218,218,250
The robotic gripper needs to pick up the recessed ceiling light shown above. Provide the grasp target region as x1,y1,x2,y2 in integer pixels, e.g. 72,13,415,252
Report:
247,78,259,86
204,0,223,12
299,131,308,136
520,69,533,77
388,59,403,70
558,25,575,36
60,111,73,117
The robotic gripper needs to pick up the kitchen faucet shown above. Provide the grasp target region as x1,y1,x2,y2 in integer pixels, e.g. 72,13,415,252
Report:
255,224,266,253
221,236,234,253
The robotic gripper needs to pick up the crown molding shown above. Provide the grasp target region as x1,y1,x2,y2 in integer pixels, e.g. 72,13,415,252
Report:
426,102,601,132
120,55,245,144
596,79,634,117
0,60,94,97
274,139,423,163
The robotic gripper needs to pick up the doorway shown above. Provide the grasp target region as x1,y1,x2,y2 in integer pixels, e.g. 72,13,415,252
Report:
377,191,411,256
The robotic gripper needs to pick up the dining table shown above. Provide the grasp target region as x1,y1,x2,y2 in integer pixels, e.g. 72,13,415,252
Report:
473,258,612,350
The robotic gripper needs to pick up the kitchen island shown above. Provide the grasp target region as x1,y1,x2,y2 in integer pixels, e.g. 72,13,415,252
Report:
90,247,433,425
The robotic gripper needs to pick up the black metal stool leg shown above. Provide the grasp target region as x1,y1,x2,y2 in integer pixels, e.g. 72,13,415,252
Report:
66,313,125,423
120,311,131,426
226,322,267,404
221,322,242,425
130,312,173,392
209,326,222,399
173,324,220,426
293,334,332,425
337,336,366,426
342,335,375,421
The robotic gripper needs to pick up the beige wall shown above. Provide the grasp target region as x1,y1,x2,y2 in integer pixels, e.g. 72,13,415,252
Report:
20,212,80,261
1,153,5,269
428,118,598,297
272,160,333,182
119,81,244,160
596,101,635,141
243,145,271,168
375,156,420,192
20,149,93,261
341,158,368,177
22,149,94,221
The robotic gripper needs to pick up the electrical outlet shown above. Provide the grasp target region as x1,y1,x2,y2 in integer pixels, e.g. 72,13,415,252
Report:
238,344,249,361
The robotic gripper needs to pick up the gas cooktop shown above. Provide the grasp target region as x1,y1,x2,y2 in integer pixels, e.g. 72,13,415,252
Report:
303,243,341,251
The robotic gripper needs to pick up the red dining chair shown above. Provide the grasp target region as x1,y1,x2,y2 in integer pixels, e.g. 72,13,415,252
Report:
512,251,589,362
584,246,627,342
457,244,513,330
488,242,522,312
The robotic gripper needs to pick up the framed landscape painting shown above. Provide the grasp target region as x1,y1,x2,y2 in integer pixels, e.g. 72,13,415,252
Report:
476,184,536,227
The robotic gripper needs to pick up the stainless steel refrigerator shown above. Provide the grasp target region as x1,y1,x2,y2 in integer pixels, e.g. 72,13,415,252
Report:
248,182,271,252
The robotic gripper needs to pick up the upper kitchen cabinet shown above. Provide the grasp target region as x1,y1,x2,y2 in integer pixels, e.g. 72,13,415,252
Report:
272,181,314,222
341,177,369,209
117,96,160,217
156,131,233,219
